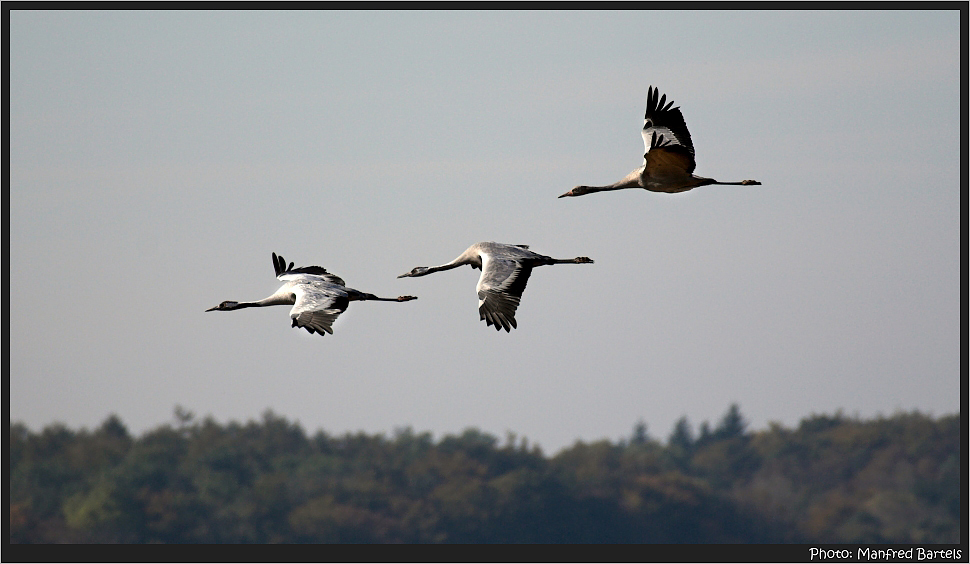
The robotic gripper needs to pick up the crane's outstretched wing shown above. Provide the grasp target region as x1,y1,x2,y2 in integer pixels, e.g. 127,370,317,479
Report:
288,283,350,336
273,252,346,286
476,254,535,332
642,131,697,189
641,86,696,174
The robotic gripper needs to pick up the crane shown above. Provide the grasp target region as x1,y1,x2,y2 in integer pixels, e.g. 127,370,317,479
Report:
559,86,761,198
398,242,593,332
206,253,417,336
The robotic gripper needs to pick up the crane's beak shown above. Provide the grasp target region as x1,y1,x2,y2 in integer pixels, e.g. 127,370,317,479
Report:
205,305,219,312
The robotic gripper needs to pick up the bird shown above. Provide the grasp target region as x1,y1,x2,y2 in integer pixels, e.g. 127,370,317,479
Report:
559,86,761,198
206,252,417,336
397,242,593,332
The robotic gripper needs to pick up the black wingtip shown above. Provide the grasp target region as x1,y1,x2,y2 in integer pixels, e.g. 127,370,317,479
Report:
646,86,679,115
274,253,287,277
272,253,299,277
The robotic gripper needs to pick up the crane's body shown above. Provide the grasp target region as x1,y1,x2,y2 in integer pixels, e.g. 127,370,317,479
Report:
559,86,761,198
398,242,593,332
206,253,416,336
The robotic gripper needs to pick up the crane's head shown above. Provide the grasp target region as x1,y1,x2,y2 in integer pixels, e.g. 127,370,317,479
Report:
398,267,431,278
398,266,436,278
558,185,591,198
206,301,240,312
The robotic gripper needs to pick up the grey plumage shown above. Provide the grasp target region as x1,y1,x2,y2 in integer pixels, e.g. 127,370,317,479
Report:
398,242,593,332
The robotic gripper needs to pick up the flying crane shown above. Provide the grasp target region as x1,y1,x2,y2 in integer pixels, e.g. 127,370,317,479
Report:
398,242,593,332
206,253,416,336
560,86,761,198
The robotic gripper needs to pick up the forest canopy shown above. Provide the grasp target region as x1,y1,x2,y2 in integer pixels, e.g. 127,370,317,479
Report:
8,406,961,544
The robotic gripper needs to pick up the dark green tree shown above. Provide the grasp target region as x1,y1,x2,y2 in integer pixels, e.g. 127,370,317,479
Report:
8,405,960,544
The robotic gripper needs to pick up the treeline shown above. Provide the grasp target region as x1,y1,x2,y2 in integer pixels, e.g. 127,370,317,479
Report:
9,406,961,543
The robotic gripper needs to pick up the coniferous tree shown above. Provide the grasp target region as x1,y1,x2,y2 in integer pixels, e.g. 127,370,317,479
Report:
713,403,747,440
667,416,695,471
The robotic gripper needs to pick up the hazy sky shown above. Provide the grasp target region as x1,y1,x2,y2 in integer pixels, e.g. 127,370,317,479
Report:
8,10,961,454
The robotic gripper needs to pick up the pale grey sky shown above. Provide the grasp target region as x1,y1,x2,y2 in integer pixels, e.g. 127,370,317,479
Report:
8,10,961,453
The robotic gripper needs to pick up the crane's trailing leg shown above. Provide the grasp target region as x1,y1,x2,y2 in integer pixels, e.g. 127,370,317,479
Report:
549,256,594,264
355,293,418,302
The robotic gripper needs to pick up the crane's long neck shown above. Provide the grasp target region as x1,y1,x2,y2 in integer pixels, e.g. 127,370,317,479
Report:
426,261,467,274
585,182,637,194
207,289,295,312
421,253,477,275
238,292,295,308
401,248,479,279
561,170,642,198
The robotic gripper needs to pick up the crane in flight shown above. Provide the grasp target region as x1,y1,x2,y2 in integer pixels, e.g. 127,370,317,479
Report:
206,253,417,336
559,86,761,198
398,242,593,332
